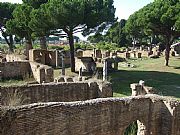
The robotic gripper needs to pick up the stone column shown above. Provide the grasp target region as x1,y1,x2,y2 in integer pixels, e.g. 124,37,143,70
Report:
103,59,108,81
61,55,65,76
78,67,83,81
0,92,1,107
93,48,96,58
140,46,143,51
79,67,82,77
0,71,2,81
55,50,58,68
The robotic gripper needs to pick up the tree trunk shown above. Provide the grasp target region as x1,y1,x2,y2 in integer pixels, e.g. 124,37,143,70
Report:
165,43,170,66
40,36,47,50
25,37,33,60
68,32,75,72
9,35,14,53
0,28,14,53
164,35,174,66
3,35,14,53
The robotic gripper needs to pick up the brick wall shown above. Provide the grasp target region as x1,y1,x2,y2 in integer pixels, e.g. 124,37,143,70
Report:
0,82,112,105
29,62,54,83
0,61,31,79
0,95,179,135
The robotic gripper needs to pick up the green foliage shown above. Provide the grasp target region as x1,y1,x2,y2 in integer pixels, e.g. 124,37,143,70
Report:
74,43,94,50
0,2,16,21
6,4,33,39
124,121,138,135
87,33,104,43
22,0,48,9
0,2,17,51
46,0,115,71
0,44,9,52
63,45,70,51
48,45,63,50
105,19,129,47
15,44,25,50
125,0,180,44
33,44,41,49
29,4,54,37
96,42,118,51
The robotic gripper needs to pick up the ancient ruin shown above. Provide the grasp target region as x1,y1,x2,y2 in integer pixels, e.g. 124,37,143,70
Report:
0,48,180,135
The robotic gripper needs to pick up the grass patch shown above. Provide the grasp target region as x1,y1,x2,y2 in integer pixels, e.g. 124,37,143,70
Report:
0,77,35,87
110,56,180,99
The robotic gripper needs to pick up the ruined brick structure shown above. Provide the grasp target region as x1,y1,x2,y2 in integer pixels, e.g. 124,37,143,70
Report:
0,95,179,135
0,61,53,83
0,82,112,105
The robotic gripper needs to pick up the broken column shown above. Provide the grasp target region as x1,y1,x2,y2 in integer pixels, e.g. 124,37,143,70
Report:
103,59,108,81
78,67,83,81
61,55,65,76
55,50,59,68
0,92,1,107
0,71,2,81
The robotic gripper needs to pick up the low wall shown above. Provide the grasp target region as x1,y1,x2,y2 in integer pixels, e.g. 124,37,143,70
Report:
0,82,112,105
0,61,31,79
0,95,179,135
6,54,27,62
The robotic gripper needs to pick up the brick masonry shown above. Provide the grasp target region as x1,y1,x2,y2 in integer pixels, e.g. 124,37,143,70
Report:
0,95,179,135
0,82,113,105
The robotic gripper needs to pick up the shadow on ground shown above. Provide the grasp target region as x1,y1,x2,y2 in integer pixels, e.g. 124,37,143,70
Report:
109,70,180,99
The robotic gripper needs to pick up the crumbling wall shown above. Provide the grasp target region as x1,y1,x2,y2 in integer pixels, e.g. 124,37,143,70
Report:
0,82,112,105
29,62,54,83
0,95,179,135
0,61,31,79
6,54,27,62
29,49,56,67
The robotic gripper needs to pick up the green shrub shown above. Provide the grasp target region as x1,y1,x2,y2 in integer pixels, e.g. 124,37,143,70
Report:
33,44,41,49
74,43,94,50
48,45,64,50
96,42,118,51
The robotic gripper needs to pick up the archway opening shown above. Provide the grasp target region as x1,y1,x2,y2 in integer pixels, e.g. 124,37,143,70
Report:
124,121,138,135
124,120,146,135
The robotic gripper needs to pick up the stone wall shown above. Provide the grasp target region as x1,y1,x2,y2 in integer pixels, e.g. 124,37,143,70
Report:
0,61,31,79
6,54,27,62
30,62,54,83
29,49,56,67
0,95,179,135
0,82,112,105
75,57,96,73
0,61,53,83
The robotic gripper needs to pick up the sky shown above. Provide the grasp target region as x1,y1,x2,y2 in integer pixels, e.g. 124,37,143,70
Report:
0,0,153,39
